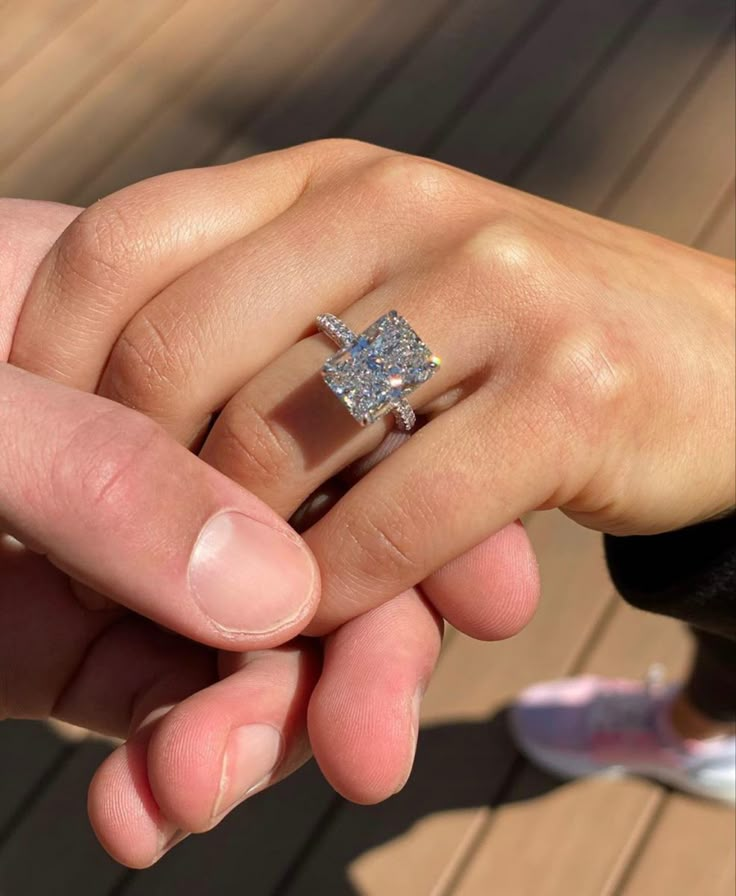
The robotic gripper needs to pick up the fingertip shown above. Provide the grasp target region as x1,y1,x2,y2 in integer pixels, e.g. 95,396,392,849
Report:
88,731,176,869
309,680,417,804
146,702,227,833
147,645,318,833
424,519,540,641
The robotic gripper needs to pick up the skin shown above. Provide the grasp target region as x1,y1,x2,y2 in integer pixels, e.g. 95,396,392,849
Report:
2,139,734,865
0,197,538,867
669,690,736,740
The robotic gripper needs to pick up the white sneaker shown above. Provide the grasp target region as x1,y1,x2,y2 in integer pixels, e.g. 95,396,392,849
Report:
510,672,736,805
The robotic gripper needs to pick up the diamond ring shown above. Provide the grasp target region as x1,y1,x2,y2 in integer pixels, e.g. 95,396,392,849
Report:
316,310,440,432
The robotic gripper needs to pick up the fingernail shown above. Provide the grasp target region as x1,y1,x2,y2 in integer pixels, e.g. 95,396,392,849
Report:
154,827,187,864
410,684,424,740
213,724,283,819
189,511,316,635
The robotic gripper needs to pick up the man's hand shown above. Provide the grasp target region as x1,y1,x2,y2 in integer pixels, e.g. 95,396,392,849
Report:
1,198,539,867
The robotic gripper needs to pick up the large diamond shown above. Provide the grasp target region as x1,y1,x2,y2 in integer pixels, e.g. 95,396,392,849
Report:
321,310,439,425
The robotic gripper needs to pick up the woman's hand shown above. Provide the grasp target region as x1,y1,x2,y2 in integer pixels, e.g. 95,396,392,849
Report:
12,139,734,639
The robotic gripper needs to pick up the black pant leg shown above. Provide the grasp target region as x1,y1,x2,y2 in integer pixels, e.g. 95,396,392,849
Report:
604,513,736,721
604,513,736,640
684,628,736,722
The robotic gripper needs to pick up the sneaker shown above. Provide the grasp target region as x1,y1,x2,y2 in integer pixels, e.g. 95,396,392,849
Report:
510,671,736,805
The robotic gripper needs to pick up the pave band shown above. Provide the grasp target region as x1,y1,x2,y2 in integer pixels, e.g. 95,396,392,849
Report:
316,311,440,432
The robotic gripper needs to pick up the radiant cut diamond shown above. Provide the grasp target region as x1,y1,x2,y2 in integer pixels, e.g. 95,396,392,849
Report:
321,310,439,426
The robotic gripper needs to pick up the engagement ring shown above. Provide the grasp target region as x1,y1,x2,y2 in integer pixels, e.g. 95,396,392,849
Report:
316,310,440,432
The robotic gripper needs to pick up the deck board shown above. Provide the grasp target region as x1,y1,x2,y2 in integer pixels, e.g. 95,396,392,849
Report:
451,604,692,896
433,0,656,181
211,0,454,163
517,0,734,213
0,720,72,835
0,0,95,84
0,1,733,893
76,0,364,203
0,0,272,201
0,0,184,170
345,0,551,153
620,796,736,896
605,32,735,243
0,739,125,896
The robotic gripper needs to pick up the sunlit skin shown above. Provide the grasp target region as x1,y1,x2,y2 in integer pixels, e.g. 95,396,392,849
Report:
1,139,734,866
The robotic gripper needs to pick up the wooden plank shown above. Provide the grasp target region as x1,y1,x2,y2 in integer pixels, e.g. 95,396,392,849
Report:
120,761,335,896
0,720,71,834
517,0,735,212
0,0,184,169
217,0,460,155
433,0,654,182
0,0,274,203
345,0,551,153
0,0,272,202
452,604,692,896
0,0,95,85
75,0,358,204
455,774,661,896
605,34,736,244
0,739,126,895
620,796,736,896
281,513,617,895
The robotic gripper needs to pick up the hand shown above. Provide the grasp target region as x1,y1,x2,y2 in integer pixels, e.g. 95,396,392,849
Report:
1,199,539,867
12,140,734,637
11,135,733,863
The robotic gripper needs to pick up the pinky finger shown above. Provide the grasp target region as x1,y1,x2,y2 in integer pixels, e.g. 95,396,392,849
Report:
88,642,320,868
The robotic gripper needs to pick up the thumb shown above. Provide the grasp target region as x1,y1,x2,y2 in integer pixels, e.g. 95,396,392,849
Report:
0,363,319,648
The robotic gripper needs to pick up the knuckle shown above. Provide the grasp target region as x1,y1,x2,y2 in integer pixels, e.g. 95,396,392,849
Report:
542,327,631,438
360,153,460,212
214,402,294,487
52,201,136,299
337,497,422,587
104,313,185,412
303,137,383,170
449,217,547,324
459,218,540,284
292,138,384,189
56,408,163,520
306,136,376,159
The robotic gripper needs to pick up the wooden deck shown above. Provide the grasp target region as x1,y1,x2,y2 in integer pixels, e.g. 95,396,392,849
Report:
1,1,734,893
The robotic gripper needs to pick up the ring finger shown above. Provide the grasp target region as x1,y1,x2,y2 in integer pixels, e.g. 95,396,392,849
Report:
198,257,500,521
